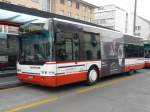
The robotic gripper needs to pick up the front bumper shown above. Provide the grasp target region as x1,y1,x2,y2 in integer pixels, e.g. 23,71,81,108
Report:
17,74,57,87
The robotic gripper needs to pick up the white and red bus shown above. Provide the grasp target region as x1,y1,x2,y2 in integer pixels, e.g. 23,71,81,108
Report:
17,18,144,87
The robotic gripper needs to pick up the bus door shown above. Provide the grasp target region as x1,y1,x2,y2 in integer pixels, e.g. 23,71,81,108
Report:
55,31,81,75
101,41,124,76
101,32,124,76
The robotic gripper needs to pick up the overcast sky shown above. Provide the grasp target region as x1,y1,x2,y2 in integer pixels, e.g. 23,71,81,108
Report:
84,0,150,20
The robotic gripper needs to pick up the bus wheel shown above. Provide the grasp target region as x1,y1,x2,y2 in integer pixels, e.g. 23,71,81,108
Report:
87,67,98,85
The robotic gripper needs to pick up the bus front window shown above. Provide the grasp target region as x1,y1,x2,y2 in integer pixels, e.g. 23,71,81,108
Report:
19,20,54,64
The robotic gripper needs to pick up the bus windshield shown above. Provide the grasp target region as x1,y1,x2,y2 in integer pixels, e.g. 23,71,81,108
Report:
19,20,53,64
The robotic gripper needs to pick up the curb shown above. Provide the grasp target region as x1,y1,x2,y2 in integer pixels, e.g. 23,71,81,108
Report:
0,73,16,78
0,81,23,90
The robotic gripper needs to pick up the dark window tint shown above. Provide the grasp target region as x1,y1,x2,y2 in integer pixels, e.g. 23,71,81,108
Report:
56,31,80,61
76,2,80,9
73,33,80,60
125,44,144,58
82,32,100,60
60,0,64,4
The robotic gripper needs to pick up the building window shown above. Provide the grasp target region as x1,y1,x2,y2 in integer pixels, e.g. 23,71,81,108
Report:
68,0,72,7
90,18,92,22
83,6,86,12
76,2,80,9
17,4,25,7
88,8,90,13
42,0,50,12
100,19,106,24
68,12,72,17
83,16,86,21
1,0,11,3
75,14,79,19
135,26,141,30
60,0,64,4
135,33,141,36
31,0,39,3
59,10,64,15
90,8,93,13
107,26,114,29
98,6,104,10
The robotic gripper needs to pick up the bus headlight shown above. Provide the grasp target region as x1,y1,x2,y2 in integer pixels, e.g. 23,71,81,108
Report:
42,71,47,74
17,69,21,72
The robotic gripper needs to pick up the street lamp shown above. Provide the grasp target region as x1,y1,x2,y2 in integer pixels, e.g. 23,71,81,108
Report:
133,0,138,35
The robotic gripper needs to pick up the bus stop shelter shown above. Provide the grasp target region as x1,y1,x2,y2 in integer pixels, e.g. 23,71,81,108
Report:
0,2,50,76
0,2,50,26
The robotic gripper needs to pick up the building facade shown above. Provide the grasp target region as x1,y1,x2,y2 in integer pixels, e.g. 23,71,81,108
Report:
94,4,128,33
0,0,96,22
135,16,150,40
94,4,150,40
127,14,150,40
51,0,96,22
0,0,41,9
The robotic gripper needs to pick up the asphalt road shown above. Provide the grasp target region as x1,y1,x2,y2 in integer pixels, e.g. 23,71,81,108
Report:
1,69,150,112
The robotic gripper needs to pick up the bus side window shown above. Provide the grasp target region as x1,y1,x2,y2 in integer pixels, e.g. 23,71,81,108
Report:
56,31,74,61
97,50,101,59
125,44,144,58
65,39,73,61
83,32,100,60
73,33,80,60
86,50,93,60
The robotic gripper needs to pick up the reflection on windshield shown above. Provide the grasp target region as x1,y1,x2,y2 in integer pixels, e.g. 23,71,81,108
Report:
19,30,52,64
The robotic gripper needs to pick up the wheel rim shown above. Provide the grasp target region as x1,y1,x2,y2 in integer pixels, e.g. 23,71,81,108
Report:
89,69,97,83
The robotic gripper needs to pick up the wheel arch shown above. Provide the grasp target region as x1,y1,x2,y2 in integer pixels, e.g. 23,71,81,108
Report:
88,64,100,77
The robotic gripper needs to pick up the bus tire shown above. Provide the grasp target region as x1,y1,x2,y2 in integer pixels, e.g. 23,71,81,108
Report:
86,67,98,86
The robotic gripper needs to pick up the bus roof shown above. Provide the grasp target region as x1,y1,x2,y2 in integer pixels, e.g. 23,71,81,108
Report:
0,2,118,32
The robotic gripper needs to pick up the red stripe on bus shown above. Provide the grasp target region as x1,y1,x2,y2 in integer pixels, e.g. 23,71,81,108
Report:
17,72,87,87
145,62,150,68
17,74,57,87
124,64,144,72
56,72,87,86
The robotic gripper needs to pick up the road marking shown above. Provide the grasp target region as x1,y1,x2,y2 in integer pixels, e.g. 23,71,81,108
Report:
76,76,134,94
6,96,59,112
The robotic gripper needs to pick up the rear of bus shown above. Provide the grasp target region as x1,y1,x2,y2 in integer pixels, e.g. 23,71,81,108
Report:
124,35,144,72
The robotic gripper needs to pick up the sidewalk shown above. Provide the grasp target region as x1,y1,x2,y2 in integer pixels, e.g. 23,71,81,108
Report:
0,74,22,89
